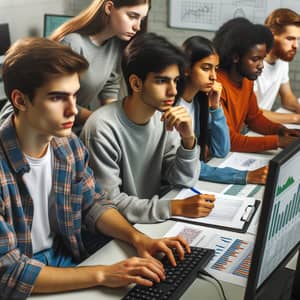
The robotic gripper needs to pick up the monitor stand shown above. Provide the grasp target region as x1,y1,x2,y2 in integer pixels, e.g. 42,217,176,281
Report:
291,253,300,300
257,267,294,300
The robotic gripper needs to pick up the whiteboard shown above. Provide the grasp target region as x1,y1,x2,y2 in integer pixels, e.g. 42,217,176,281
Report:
168,0,300,31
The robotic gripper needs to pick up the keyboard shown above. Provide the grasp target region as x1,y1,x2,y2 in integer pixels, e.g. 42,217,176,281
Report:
122,246,214,300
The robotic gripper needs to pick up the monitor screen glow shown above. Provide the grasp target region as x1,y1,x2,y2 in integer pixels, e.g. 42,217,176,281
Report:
43,14,73,38
245,140,300,299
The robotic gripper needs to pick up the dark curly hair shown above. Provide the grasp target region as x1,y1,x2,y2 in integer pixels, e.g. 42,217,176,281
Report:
213,17,273,71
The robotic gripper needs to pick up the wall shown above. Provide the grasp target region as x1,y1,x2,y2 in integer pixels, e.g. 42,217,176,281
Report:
0,0,91,41
0,0,65,41
147,1,300,99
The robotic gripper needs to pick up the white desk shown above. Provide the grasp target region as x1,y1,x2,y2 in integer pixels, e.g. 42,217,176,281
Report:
275,107,300,129
29,221,246,300
28,154,297,300
28,178,246,300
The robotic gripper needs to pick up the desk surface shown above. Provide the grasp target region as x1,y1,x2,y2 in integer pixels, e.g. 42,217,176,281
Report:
28,153,297,300
29,222,246,300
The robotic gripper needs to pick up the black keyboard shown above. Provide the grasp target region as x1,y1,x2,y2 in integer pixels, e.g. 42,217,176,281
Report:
122,246,214,300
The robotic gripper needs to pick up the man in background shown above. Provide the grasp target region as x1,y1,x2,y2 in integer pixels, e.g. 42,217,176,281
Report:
255,8,300,124
214,17,300,153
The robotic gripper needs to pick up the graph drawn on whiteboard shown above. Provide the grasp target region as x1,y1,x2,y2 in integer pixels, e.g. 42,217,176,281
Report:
180,2,218,26
168,0,300,31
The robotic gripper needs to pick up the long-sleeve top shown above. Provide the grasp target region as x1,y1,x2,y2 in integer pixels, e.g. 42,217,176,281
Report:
178,97,247,184
178,97,230,157
0,116,114,299
61,33,122,111
217,70,282,152
80,100,200,224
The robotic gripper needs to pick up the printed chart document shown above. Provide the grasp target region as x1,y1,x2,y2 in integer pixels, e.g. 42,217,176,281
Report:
219,152,271,199
219,152,270,171
165,222,255,287
172,188,259,232
222,183,264,199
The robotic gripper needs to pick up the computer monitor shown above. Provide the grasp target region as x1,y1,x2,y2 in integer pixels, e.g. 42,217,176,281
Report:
244,139,300,300
0,23,11,56
43,14,73,38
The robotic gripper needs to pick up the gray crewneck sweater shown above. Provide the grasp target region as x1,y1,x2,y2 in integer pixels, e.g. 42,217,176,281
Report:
81,101,200,223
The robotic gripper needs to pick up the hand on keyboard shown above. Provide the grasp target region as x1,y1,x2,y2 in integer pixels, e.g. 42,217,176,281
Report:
98,256,166,288
134,235,191,267
122,246,215,300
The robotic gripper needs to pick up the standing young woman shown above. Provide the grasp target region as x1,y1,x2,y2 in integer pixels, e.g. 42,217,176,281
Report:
51,0,150,130
177,36,268,185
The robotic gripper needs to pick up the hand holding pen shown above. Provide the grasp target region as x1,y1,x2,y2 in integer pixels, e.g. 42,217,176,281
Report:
170,187,215,218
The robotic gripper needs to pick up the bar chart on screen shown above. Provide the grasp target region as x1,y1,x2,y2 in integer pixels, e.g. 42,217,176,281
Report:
268,181,300,241
258,150,300,287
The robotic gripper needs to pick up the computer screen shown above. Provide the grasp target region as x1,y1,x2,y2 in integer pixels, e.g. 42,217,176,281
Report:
43,14,73,38
244,139,300,300
0,23,11,56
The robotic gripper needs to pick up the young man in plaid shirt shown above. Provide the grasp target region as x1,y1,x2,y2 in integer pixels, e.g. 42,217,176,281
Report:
0,37,189,299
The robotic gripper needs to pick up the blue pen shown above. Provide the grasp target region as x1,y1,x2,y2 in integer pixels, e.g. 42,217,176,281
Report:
190,187,202,195
190,187,214,203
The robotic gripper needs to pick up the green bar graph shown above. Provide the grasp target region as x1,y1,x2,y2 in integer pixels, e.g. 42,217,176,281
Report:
268,184,300,240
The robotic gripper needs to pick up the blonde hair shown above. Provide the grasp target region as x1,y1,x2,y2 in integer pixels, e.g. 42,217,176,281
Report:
50,0,150,41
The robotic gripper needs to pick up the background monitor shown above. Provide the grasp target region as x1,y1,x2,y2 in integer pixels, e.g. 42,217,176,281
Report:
0,23,11,56
43,14,73,38
244,140,300,300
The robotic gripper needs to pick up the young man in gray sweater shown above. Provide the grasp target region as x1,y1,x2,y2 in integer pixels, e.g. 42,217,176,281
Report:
81,33,215,224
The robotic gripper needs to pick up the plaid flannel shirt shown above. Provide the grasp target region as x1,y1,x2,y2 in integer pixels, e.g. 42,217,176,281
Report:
0,116,115,299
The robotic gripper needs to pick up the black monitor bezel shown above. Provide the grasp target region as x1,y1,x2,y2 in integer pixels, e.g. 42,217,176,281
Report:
43,13,73,38
244,139,300,300
0,23,11,56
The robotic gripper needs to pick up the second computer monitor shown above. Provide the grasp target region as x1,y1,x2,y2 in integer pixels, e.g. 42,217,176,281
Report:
244,139,300,300
0,23,11,56
43,14,73,38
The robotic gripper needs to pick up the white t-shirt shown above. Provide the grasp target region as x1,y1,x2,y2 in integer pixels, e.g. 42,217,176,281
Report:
178,98,196,132
254,59,289,110
23,145,53,254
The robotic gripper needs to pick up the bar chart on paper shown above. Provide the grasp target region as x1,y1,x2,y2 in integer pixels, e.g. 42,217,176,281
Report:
166,222,254,287
164,222,255,286
219,153,270,199
208,237,253,283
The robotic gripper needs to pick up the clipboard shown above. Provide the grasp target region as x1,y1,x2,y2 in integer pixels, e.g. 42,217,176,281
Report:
171,200,260,233
170,188,261,233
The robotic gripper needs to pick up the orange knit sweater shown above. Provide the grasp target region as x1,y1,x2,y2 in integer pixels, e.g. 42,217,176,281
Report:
217,70,282,152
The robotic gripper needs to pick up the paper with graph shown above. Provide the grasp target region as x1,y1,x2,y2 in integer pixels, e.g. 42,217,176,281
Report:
165,222,255,286
218,152,271,199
